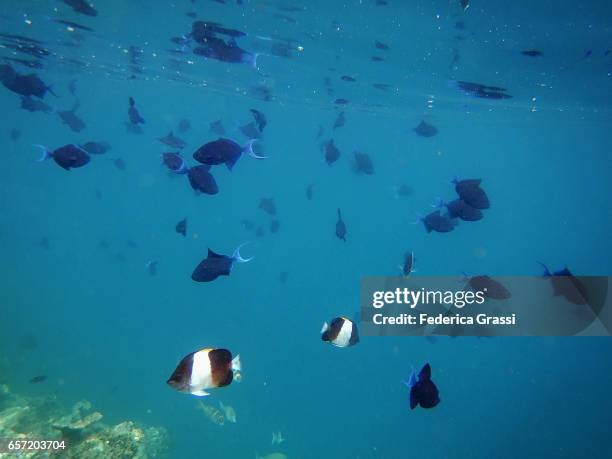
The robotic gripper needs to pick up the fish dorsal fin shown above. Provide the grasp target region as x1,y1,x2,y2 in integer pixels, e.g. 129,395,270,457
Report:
418,363,432,381
207,249,224,258
557,267,572,276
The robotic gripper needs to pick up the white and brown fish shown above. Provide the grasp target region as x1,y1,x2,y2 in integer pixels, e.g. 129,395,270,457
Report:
167,347,241,396
321,317,359,348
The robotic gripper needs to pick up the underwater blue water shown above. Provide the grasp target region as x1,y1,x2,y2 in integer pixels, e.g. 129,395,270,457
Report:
1,0,612,458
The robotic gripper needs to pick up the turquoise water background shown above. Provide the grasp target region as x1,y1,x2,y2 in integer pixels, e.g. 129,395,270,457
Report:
1,0,612,458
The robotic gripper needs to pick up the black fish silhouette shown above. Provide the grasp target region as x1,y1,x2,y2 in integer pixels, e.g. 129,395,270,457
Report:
176,218,187,236
128,96,145,125
187,165,218,194
34,144,90,170
191,245,253,282
413,120,437,137
336,208,346,241
158,131,186,149
323,139,340,165
405,363,440,409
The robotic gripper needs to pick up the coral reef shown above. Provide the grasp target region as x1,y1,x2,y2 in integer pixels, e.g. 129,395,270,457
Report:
0,384,168,458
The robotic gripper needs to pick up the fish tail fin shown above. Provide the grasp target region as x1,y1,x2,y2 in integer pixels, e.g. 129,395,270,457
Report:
232,243,254,263
450,176,459,185
232,354,241,372
320,322,329,334
32,144,51,162
175,159,189,175
244,139,267,159
537,261,551,277
412,213,423,225
226,154,240,171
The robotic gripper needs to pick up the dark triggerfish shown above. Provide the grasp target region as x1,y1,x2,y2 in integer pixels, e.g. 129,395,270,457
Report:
33,144,90,170
405,363,440,409
193,138,265,171
191,244,253,282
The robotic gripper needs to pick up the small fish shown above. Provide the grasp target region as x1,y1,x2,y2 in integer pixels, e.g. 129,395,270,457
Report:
191,245,253,282
63,0,98,16
209,119,226,135
79,141,110,155
54,19,94,32
38,237,50,250
176,218,187,237
323,139,341,165
521,50,543,57
218,401,237,423
401,251,415,276
29,375,47,384
147,260,158,276
321,317,359,347
434,198,483,221
33,144,90,170
250,108,267,132
340,75,356,82
187,165,218,195
167,347,241,396
464,275,511,300
270,219,280,233
460,0,470,11
58,101,86,132
404,363,440,409
20,96,53,113
374,40,389,50
333,111,346,130
197,401,225,426
162,152,188,174
306,184,314,200
334,98,349,105
158,131,186,149
0,65,56,99
113,158,126,170
128,96,145,125
373,83,391,91
418,210,455,233
259,198,276,215
352,151,374,175
371,56,384,62
539,263,589,305
335,208,346,241
452,178,490,209
413,120,438,137
452,80,512,100
178,118,191,133
193,138,265,171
